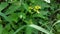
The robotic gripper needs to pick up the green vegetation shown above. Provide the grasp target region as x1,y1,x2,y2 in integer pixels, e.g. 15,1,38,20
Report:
0,0,60,34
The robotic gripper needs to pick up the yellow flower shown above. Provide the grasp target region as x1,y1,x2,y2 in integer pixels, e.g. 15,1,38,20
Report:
34,5,41,10
36,10,40,13
33,9,40,13
28,6,33,13
28,5,41,13
29,6,33,9
34,9,37,11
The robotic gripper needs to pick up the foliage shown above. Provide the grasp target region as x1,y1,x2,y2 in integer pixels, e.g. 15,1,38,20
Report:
0,0,60,34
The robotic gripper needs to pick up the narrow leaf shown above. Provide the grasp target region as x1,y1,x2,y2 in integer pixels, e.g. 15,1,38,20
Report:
0,2,8,12
29,24,50,34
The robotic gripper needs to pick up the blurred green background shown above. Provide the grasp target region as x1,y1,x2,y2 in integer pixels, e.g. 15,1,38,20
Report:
0,0,60,34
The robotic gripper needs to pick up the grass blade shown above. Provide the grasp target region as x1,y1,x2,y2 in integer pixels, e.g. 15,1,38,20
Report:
13,25,26,34
29,24,50,34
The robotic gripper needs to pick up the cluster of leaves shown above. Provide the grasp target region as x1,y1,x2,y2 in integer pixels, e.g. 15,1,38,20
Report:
0,0,60,34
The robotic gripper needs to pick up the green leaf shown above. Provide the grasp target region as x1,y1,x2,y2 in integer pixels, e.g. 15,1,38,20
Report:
55,23,60,32
29,24,51,34
57,14,60,20
0,2,8,12
5,5,20,15
18,12,26,19
22,3,29,11
13,25,26,34
25,26,33,34
0,24,3,34
8,13,19,22
0,12,12,22
33,13,48,20
53,20,60,27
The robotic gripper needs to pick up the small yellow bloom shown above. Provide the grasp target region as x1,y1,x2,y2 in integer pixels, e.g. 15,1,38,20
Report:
33,9,40,13
34,5,41,10
34,9,37,11
28,5,41,13
36,10,40,13
29,6,33,9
